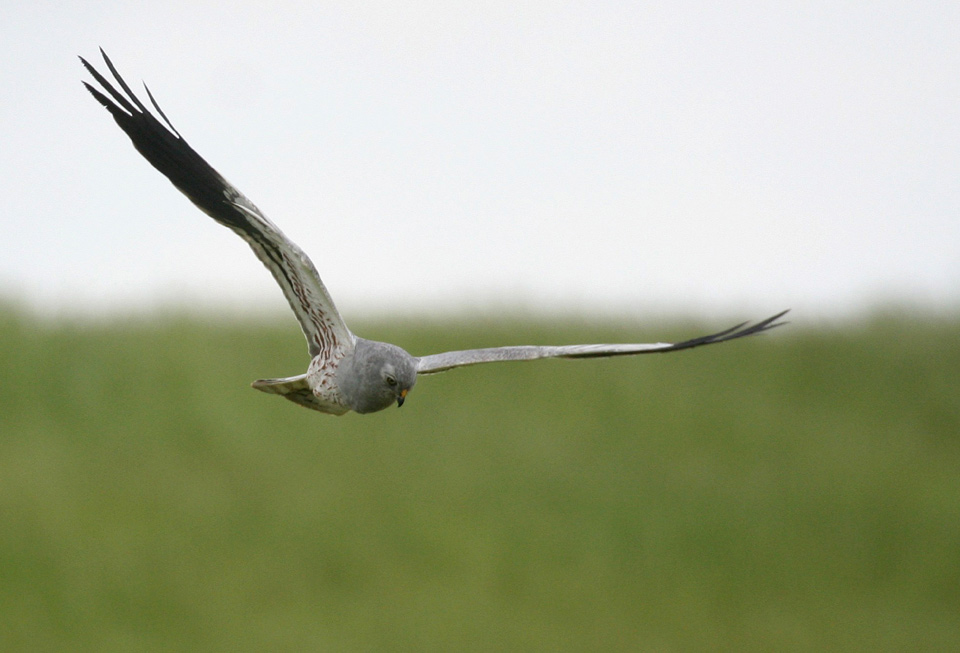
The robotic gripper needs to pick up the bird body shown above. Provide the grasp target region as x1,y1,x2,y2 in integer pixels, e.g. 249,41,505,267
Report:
81,49,787,416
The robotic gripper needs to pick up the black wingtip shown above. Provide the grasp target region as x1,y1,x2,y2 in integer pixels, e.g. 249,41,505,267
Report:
78,54,97,81
760,309,791,330
98,47,114,72
142,81,181,137
735,309,791,337
669,309,790,351
99,49,150,115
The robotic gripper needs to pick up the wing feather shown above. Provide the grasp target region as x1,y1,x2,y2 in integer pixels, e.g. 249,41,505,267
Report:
81,50,353,359
416,310,789,374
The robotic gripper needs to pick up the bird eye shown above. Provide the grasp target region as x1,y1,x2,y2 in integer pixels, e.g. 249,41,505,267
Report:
385,375,397,386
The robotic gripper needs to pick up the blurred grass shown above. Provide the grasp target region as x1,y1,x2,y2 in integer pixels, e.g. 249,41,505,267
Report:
0,305,958,651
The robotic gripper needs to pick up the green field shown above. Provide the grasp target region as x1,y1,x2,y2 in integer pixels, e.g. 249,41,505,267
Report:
1,306,958,651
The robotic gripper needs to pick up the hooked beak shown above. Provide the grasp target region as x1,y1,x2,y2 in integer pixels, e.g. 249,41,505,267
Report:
397,388,409,408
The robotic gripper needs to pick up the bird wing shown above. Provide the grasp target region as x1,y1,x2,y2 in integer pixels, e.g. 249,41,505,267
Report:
80,49,354,360
415,310,788,374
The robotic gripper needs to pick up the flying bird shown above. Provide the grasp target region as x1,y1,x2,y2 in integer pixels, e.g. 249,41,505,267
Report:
80,50,787,415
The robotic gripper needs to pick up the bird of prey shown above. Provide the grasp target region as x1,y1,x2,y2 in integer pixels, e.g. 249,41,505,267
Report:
80,50,788,415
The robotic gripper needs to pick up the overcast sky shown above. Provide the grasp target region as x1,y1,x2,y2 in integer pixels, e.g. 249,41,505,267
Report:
2,2,958,321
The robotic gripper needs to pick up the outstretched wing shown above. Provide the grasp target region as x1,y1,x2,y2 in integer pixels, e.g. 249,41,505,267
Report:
416,310,788,374
80,49,354,360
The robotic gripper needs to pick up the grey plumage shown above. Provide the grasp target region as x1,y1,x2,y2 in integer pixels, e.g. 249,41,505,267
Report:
81,50,787,416
335,340,418,414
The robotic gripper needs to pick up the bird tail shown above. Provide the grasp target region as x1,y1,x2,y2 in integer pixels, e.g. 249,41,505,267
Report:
252,373,310,396
251,373,349,415
250,373,334,413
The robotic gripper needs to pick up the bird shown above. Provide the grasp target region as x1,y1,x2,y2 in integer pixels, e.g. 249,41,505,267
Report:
80,49,788,416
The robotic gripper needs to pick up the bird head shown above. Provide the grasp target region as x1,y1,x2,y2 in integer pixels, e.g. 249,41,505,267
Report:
335,339,417,414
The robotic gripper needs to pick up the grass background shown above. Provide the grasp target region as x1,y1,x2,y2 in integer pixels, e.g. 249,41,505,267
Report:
0,305,958,651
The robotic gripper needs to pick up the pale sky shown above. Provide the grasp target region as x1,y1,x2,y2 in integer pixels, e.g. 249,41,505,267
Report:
2,2,958,321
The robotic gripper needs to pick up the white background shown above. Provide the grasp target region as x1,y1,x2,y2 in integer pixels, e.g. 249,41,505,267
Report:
2,2,958,322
